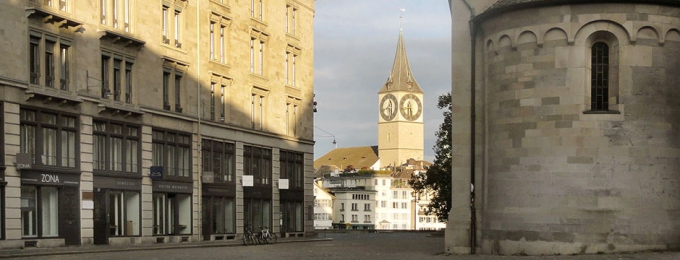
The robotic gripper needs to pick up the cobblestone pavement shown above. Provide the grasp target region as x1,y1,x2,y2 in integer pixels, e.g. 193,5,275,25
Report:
2,232,680,260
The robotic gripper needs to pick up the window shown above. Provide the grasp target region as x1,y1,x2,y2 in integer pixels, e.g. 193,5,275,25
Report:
21,186,59,238
393,191,398,199
351,203,358,211
340,203,344,211
280,150,303,189
209,21,215,60
40,0,69,12
162,66,185,112
351,214,358,223
402,191,407,199
20,109,77,167
243,198,271,232
93,121,139,173
203,196,235,234
202,139,235,182
243,145,272,186
174,10,182,48
401,202,407,209
340,214,344,222
221,85,226,120
392,202,398,209
285,5,297,35
249,30,268,76
285,48,299,86
285,97,300,136
153,193,191,235
364,203,371,211
108,191,140,236
591,42,609,111
101,52,134,103
162,71,170,109
364,215,370,223
380,201,386,208
251,92,266,130
210,83,215,120
220,25,226,63
29,32,71,90
175,73,183,112
251,0,263,20
162,5,169,43
152,129,191,179
100,0,131,31
250,37,266,75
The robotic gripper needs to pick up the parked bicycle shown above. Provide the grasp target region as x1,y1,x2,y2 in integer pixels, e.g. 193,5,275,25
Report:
259,226,277,244
242,226,259,245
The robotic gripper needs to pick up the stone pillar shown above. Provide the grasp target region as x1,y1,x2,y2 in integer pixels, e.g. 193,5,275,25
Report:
446,0,473,254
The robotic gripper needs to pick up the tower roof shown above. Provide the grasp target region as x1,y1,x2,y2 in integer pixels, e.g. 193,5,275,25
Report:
378,30,423,94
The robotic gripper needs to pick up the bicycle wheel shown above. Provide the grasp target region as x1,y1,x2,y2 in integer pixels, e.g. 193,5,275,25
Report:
242,234,248,246
269,232,278,244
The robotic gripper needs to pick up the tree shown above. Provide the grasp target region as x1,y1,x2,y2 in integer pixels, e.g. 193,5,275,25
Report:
409,93,452,222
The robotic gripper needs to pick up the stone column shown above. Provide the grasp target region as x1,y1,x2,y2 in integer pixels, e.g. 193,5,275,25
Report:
446,0,473,254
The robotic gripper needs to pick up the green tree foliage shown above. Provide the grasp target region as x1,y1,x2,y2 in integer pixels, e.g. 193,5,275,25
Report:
408,93,452,222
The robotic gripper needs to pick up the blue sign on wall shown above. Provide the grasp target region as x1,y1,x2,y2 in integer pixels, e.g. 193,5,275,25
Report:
150,166,163,180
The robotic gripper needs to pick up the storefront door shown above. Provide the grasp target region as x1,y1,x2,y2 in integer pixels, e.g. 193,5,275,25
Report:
59,186,80,245
93,190,108,245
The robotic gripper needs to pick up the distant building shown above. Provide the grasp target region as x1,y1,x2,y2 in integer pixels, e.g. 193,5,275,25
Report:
313,182,334,229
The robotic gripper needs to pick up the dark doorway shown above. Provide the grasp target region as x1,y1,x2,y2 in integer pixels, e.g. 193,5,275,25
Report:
59,186,80,245
93,189,108,245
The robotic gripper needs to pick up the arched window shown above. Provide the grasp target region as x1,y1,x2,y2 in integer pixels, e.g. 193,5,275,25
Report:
591,42,609,111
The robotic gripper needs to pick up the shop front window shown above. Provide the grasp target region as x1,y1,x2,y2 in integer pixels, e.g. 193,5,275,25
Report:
153,193,191,235
21,186,59,238
203,196,235,234
108,191,140,236
243,198,270,231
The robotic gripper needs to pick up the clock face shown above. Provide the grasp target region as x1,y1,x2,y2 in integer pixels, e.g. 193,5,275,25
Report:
380,94,398,121
400,94,422,121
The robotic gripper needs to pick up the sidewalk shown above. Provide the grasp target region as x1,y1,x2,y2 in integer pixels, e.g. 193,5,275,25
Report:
0,237,333,259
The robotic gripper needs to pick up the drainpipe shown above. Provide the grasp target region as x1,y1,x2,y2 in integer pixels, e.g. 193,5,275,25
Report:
460,0,476,254
195,0,203,240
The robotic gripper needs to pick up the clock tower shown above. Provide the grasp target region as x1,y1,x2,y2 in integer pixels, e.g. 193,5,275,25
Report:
378,30,424,169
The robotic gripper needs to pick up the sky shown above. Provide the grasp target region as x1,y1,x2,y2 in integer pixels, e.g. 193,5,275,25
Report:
313,0,451,163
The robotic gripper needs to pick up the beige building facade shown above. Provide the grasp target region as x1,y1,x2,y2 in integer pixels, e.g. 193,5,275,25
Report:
0,0,315,248
449,0,680,256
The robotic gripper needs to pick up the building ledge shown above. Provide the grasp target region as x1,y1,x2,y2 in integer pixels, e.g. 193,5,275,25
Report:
25,6,83,31
97,102,144,118
100,30,146,48
25,89,82,108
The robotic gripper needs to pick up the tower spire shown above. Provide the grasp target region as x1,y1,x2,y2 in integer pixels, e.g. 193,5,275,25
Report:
378,26,423,94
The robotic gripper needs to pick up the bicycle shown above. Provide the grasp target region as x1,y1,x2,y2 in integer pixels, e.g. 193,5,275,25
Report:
259,226,277,244
242,226,258,245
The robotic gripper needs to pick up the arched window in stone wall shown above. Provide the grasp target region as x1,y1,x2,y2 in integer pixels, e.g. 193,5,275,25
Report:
591,42,609,111
585,31,620,113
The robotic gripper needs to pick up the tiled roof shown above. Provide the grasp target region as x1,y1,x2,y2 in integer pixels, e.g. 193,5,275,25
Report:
313,146,379,172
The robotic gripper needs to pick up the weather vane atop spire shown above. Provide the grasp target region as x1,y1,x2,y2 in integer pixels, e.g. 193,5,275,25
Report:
399,8,405,31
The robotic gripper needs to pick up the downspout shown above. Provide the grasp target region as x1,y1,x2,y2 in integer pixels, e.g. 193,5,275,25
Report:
196,0,203,240
460,0,476,254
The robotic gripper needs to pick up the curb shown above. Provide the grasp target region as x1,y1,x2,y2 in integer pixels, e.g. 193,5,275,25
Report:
0,238,334,259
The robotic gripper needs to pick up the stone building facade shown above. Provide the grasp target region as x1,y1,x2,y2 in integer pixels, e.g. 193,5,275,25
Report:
448,0,680,256
0,0,315,248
